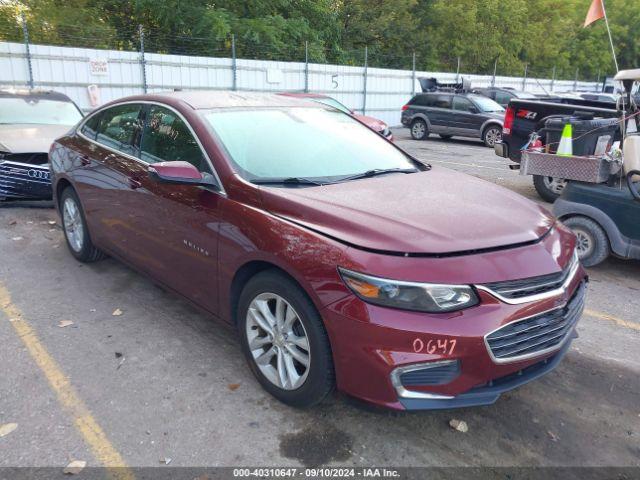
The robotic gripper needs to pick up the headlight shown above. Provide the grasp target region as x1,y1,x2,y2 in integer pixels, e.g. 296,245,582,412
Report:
338,268,479,313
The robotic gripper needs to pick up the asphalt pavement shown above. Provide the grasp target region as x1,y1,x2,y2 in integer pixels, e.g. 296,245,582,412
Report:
0,128,638,476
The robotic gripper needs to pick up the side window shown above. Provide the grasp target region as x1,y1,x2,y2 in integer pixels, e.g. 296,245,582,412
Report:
495,92,512,105
80,112,101,140
95,104,142,156
433,95,452,109
140,105,208,172
410,95,434,107
453,96,474,112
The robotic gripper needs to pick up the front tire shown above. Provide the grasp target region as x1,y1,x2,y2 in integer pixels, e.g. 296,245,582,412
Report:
238,270,334,408
410,119,429,140
563,216,610,267
482,125,502,147
533,175,567,203
60,187,105,263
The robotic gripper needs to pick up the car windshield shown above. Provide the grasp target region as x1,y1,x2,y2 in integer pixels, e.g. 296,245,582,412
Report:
515,92,537,99
0,97,82,125
468,95,504,113
310,97,351,114
202,107,416,183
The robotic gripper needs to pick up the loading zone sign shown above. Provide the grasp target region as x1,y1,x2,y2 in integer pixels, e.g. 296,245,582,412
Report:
89,59,109,76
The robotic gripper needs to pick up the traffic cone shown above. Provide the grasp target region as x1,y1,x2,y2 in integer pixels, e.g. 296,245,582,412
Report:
557,123,573,156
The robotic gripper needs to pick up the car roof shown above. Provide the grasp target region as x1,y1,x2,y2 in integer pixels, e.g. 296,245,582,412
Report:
129,90,325,110
0,88,73,102
278,92,328,99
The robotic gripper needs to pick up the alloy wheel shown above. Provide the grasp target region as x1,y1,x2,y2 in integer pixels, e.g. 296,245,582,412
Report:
484,127,502,147
411,121,426,139
245,293,310,390
62,197,84,252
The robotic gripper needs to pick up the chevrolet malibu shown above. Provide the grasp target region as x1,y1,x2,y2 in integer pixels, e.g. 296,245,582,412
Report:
49,92,587,410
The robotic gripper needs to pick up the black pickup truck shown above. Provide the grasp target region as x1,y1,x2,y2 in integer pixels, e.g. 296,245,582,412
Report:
494,97,618,201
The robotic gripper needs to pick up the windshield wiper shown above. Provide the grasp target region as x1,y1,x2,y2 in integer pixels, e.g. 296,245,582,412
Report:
335,167,417,183
252,177,326,186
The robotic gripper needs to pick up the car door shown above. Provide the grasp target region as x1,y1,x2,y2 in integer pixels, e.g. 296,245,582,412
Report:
451,96,479,135
127,103,223,313
71,103,145,257
427,94,453,133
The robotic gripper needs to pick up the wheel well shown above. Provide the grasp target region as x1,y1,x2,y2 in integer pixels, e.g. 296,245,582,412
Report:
482,122,502,136
55,178,73,209
229,261,300,325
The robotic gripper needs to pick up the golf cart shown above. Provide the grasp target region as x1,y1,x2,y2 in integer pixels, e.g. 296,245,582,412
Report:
553,68,640,267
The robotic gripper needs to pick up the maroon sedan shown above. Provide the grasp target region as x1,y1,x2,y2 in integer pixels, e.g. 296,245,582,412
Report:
49,92,586,410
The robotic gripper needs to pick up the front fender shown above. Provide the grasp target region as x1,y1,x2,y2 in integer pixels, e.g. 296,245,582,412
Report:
217,198,353,324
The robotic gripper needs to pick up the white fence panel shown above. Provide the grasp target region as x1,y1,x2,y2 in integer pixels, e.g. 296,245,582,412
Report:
0,41,599,126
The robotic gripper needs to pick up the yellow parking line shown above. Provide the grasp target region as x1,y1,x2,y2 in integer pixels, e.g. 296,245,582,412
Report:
584,308,640,332
0,283,134,480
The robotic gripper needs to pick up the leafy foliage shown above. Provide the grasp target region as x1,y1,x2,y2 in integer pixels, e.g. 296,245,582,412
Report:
0,0,637,80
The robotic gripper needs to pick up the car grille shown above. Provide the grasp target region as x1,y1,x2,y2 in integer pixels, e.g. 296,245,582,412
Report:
485,281,586,362
399,361,460,386
482,253,577,300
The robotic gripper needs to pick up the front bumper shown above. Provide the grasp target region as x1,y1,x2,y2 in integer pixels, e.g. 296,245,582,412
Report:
398,334,576,410
322,265,586,410
0,160,52,200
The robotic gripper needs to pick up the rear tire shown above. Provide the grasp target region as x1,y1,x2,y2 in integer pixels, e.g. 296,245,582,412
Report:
60,187,105,263
533,175,567,203
237,270,334,408
563,216,610,267
482,125,502,147
410,119,429,140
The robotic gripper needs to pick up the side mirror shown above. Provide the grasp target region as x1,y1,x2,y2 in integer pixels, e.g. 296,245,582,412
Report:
148,161,219,190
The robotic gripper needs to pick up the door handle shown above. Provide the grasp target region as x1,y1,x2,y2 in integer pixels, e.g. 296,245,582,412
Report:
128,178,142,190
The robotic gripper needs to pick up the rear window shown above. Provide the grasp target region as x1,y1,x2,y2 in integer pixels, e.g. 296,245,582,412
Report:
409,94,451,108
433,95,452,109
80,113,101,140
95,104,142,156
409,94,434,107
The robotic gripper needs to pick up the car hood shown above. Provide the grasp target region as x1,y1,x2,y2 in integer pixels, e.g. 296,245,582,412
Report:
353,114,386,131
0,124,73,153
259,167,554,255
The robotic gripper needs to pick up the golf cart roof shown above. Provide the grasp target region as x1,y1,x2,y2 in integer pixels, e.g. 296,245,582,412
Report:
614,69,640,81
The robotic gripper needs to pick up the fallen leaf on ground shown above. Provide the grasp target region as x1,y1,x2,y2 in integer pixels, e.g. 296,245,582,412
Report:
58,320,74,328
160,457,172,465
48,220,57,225
228,383,240,391
63,460,86,475
8,220,17,226
0,423,18,437
547,430,559,442
11,237,23,241
90,309,96,313
449,419,468,433
112,308,123,316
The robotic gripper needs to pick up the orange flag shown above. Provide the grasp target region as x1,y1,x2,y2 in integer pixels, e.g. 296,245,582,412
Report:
584,0,605,27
